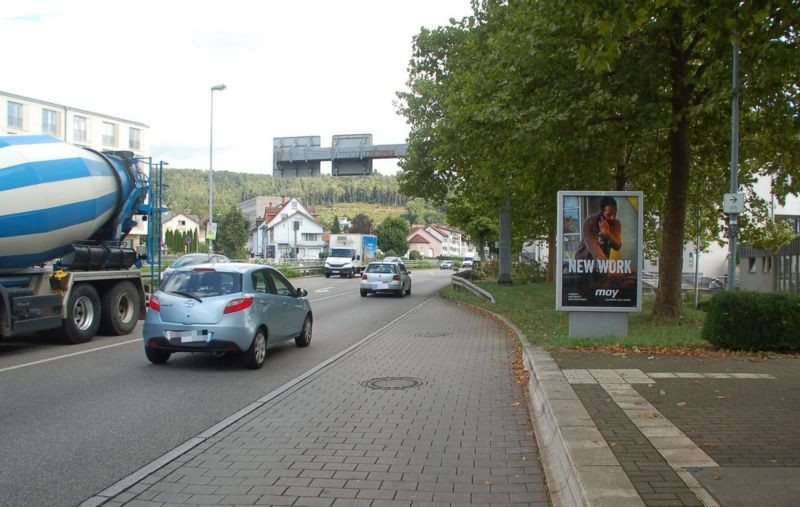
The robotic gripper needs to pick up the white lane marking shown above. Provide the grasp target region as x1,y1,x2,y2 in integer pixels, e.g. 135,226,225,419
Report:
314,287,334,293
0,338,141,374
309,290,355,302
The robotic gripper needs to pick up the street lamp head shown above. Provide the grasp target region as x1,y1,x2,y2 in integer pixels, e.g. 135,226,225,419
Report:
211,84,226,91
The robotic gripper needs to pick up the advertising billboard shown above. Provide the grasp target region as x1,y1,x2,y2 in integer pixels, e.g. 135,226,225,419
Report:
556,191,643,312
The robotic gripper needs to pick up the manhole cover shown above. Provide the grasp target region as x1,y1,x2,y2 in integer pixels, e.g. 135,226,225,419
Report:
414,331,451,337
361,377,427,390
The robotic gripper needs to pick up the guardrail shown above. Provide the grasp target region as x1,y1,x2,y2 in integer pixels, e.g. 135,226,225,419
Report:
451,274,495,303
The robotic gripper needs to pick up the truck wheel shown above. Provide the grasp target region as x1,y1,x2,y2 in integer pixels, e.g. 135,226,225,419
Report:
60,284,101,344
243,328,267,369
325,273,330,278
100,281,139,335
145,346,171,364
295,315,312,347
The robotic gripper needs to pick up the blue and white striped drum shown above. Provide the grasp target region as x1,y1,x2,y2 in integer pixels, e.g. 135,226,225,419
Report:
0,135,129,272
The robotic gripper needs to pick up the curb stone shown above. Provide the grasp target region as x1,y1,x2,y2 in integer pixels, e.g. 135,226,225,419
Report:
460,301,645,507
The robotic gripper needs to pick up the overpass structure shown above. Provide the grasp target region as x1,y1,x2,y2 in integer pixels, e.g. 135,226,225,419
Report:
273,134,407,178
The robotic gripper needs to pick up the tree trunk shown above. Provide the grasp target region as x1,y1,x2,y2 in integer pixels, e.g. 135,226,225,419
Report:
498,197,513,284
654,9,691,318
546,228,556,282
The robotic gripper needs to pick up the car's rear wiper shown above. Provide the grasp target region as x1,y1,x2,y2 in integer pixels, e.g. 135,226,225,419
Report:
171,290,203,302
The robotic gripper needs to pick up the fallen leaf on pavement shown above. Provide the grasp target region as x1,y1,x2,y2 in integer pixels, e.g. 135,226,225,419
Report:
676,401,688,407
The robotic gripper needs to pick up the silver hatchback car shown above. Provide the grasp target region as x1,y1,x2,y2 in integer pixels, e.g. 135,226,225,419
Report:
143,263,312,369
360,262,411,297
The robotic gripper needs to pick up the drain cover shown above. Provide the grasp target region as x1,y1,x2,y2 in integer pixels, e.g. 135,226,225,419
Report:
361,377,427,390
414,331,451,337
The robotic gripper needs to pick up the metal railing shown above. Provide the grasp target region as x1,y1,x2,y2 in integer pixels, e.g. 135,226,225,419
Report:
451,272,495,303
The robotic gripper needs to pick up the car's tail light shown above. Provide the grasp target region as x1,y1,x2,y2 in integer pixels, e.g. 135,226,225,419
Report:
392,274,400,281
224,297,253,314
149,295,160,312
361,274,368,280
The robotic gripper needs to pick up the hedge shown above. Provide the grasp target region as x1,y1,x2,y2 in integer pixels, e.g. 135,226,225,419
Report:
702,290,800,351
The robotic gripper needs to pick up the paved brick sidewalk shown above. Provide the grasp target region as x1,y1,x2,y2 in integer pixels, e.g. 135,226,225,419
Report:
95,298,549,507
551,351,800,507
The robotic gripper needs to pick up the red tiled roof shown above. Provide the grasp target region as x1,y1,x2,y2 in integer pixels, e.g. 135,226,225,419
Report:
408,233,430,244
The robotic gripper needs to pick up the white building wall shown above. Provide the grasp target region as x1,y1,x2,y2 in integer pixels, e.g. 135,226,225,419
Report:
2,91,149,156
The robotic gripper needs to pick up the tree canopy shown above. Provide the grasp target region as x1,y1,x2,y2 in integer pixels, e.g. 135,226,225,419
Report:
375,216,411,257
214,206,249,259
397,0,800,316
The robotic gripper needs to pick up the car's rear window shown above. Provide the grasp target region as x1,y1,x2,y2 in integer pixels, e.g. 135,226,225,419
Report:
366,264,397,274
162,270,242,297
171,255,208,268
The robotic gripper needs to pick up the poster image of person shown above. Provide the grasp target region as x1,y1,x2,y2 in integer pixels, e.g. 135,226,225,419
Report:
559,193,641,310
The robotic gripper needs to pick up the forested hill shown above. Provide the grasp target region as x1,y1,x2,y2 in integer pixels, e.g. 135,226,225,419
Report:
161,168,407,216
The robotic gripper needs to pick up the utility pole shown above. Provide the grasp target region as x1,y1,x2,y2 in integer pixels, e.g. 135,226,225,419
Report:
727,43,739,291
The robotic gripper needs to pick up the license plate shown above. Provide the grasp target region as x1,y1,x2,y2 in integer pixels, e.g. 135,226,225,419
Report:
165,330,208,343
373,282,389,290
331,270,339,273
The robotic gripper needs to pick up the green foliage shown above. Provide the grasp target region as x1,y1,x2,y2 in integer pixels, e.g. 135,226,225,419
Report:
409,250,422,260
702,291,800,351
397,1,800,318
161,169,408,217
441,282,709,349
746,220,797,253
349,213,373,234
375,216,410,256
331,215,341,234
214,206,249,259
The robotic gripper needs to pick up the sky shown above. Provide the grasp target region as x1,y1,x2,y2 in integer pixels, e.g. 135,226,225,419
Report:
1,0,474,175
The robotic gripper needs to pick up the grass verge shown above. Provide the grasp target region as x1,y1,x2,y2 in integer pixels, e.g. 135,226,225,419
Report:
441,281,711,350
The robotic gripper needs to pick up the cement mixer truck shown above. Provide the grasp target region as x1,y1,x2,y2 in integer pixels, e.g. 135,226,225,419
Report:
0,135,162,343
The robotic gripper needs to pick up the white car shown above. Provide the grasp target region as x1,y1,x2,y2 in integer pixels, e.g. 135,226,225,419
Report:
360,262,411,297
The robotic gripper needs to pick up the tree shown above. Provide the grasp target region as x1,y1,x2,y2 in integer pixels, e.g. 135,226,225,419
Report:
331,215,341,234
397,1,800,316
375,216,410,257
349,213,374,234
215,206,249,259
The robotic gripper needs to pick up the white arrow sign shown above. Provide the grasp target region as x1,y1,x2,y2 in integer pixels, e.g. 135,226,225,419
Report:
723,192,745,214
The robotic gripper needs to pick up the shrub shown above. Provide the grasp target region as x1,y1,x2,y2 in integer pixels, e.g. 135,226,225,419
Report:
409,250,422,260
702,291,800,351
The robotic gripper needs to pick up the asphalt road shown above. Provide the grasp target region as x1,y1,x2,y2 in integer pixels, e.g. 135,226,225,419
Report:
0,268,452,507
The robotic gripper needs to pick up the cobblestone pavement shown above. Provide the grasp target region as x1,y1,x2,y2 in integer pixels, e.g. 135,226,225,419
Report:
93,298,549,507
552,351,800,507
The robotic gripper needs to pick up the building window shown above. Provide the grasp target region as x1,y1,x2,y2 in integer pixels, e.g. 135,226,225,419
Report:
302,233,319,242
748,258,757,273
7,101,23,129
73,116,87,142
129,127,141,150
42,109,58,135
102,122,116,146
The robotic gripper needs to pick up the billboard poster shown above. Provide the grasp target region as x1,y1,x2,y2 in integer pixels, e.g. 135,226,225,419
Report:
556,191,643,312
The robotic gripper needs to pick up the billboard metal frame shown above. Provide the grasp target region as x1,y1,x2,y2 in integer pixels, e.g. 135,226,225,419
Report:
556,191,644,312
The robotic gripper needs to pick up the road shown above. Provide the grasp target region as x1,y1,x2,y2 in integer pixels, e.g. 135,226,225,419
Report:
0,268,452,507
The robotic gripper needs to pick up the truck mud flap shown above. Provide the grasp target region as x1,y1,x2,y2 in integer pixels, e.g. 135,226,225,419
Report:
0,288,62,336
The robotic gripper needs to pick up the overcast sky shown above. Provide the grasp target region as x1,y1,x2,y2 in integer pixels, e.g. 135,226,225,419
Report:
2,0,473,175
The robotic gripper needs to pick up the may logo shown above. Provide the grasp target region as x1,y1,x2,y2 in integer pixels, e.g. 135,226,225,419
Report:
594,289,619,298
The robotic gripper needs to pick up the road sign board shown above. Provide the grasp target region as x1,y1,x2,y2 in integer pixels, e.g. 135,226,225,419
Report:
723,193,745,214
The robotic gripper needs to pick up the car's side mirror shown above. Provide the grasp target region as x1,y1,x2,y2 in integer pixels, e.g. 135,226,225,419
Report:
296,288,308,297
356,255,361,260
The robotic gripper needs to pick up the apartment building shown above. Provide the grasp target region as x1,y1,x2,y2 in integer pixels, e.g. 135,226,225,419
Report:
2,90,149,156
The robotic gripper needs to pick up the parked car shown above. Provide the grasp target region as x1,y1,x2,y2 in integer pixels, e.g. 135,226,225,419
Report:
143,263,312,369
360,262,411,297
161,253,230,281
440,260,453,270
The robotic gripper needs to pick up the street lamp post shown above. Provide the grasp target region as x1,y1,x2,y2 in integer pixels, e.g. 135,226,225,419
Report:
208,83,226,253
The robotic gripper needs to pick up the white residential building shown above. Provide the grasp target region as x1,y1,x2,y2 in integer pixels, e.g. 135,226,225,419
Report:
2,90,149,156
254,198,324,260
